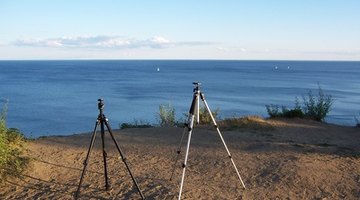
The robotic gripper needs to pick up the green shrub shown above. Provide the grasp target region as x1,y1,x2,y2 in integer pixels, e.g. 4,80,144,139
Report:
266,85,333,122
120,119,153,129
282,107,304,118
198,106,220,124
266,104,282,118
180,106,220,125
0,100,29,182
302,86,333,121
157,103,176,127
266,105,304,118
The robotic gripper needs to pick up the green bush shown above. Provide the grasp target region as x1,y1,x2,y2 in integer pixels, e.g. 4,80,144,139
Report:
302,86,333,121
265,104,282,118
156,103,220,127
120,119,153,129
157,103,176,127
282,107,305,118
266,85,333,122
180,105,220,125
198,106,220,124
265,105,304,118
0,100,29,182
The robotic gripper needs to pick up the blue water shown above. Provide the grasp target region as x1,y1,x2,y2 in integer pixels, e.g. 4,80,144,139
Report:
0,60,359,137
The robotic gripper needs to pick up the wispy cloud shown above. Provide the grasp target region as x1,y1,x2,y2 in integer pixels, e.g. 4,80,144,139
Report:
12,35,212,49
216,46,248,53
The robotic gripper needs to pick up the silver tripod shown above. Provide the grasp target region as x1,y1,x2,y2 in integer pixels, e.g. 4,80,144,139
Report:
169,82,246,200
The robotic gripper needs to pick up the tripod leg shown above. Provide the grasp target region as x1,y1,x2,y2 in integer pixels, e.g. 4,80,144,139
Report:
178,114,195,200
75,120,100,200
169,115,191,181
100,120,110,190
200,93,246,189
104,120,145,200
196,92,200,124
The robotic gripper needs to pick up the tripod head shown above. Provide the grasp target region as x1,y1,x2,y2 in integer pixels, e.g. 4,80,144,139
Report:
192,82,201,93
98,99,105,111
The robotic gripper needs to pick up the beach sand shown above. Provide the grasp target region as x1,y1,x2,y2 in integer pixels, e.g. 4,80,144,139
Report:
1,119,359,199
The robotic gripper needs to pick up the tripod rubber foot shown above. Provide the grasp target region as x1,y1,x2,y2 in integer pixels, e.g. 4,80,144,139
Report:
74,193,78,200
105,184,111,191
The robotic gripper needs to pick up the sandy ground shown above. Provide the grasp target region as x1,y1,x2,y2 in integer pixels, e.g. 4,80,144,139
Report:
1,119,359,199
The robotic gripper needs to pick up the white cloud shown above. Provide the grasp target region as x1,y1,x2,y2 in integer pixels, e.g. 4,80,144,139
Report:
13,35,211,49
216,46,247,53
216,47,229,52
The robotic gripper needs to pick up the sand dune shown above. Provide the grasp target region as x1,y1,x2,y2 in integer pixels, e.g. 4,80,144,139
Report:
1,119,359,199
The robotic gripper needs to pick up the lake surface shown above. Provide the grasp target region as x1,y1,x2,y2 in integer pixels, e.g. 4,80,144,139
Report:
0,60,359,137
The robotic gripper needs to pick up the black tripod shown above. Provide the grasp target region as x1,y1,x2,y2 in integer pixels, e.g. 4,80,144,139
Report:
169,82,246,200
74,99,145,200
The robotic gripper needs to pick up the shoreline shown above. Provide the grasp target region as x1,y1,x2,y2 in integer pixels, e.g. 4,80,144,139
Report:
26,117,360,139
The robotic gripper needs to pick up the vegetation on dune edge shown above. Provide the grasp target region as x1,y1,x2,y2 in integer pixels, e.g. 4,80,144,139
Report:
0,100,29,183
120,103,275,131
120,85,340,130
266,85,333,122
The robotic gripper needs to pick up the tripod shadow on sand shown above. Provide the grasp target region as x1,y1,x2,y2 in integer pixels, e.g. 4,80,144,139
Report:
5,175,76,199
32,157,103,175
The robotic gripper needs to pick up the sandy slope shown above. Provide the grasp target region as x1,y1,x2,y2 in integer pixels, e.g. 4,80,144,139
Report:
1,119,359,199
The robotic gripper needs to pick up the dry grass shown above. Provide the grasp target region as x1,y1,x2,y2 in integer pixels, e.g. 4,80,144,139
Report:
219,115,275,131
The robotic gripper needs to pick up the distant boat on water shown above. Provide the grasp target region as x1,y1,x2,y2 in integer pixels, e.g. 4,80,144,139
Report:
156,67,160,72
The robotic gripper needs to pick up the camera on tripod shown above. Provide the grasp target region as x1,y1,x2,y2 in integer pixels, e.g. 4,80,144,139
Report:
98,99,104,110
192,81,201,86
192,82,201,92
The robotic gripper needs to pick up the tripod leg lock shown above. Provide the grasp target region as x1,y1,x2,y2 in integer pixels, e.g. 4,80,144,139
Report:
200,93,205,101
214,124,218,128
122,157,127,162
228,155,232,159
182,163,186,168
187,127,192,132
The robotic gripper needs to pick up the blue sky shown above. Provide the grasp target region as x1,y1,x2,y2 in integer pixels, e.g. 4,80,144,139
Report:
0,0,359,60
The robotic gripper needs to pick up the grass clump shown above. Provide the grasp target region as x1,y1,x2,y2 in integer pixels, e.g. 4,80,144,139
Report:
219,116,275,131
198,106,220,124
266,99,304,119
157,103,176,127
120,119,153,129
156,103,220,127
302,86,333,121
266,85,333,122
0,100,29,182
